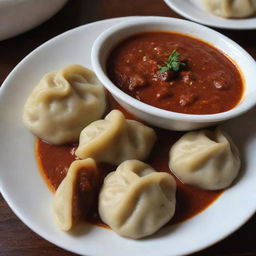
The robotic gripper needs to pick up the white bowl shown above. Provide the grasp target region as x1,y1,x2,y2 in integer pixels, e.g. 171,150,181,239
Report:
0,0,68,41
91,16,256,131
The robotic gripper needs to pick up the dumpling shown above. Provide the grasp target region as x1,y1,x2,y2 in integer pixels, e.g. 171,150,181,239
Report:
75,110,157,165
53,158,101,231
23,65,106,145
98,160,176,239
169,128,240,190
200,0,256,18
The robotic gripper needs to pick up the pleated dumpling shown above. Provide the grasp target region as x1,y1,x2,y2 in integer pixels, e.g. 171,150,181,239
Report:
75,110,157,165
23,65,106,145
200,0,256,18
53,158,101,231
169,128,240,190
98,160,176,239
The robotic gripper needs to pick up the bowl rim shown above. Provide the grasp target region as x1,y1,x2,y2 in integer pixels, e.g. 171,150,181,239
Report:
91,16,256,123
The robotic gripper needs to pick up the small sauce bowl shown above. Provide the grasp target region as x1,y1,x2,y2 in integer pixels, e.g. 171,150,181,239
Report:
91,16,256,131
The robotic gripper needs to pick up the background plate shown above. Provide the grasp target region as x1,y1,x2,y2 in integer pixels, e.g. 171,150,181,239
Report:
163,0,256,30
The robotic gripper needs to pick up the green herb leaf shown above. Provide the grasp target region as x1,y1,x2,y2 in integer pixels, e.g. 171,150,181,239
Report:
159,66,170,73
160,50,187,73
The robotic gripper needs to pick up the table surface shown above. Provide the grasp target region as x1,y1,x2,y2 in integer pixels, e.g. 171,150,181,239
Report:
0,1,256,255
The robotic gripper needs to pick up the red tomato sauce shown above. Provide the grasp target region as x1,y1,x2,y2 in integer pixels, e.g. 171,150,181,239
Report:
35,96,222,227
107,32,243,114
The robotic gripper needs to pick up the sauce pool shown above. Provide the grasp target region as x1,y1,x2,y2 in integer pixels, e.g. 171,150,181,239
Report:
35,96,223,227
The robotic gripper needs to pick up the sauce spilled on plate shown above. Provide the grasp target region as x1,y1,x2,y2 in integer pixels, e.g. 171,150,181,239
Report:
35,96,223,227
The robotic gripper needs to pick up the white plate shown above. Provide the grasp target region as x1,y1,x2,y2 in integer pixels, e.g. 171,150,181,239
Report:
0,16,256,256
163,0,256,30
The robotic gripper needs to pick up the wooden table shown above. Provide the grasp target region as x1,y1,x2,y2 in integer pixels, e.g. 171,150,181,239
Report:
0,1,256,255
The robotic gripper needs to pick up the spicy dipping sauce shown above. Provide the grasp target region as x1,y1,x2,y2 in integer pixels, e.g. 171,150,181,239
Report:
107,32,243,114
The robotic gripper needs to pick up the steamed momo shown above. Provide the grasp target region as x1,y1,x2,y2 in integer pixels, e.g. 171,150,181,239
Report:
169,128,240,190
23,65,106,145
99,160,176,239
75,110,157,165
199,0,256,18
53,158,101,231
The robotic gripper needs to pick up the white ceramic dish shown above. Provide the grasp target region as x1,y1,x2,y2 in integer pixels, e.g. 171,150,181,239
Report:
92,16,256,131
163,0,256,30
0,17,256,256
0,0,68,41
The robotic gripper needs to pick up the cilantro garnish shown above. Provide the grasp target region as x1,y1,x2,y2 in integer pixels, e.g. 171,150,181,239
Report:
159,50,187,73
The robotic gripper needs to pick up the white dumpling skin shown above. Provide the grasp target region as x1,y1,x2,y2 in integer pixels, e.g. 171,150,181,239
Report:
200,0,256,18
53,158,100,231
75,110,157,165
23,65,106,145
98,160,176,239
169,128,241,190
